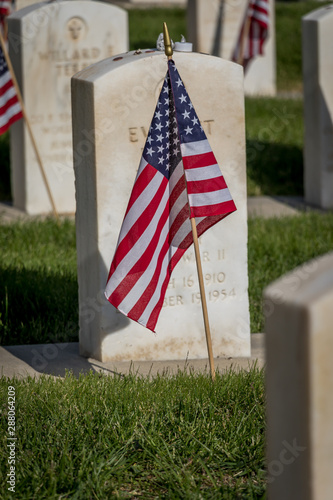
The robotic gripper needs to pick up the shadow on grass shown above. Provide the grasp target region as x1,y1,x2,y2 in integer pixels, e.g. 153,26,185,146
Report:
246,139,303,196
0,266,127,378
0,266,78,346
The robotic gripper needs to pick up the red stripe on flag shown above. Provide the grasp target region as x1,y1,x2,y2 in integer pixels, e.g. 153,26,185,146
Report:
186,177,228,194
182,151,216,169
190,199,236,218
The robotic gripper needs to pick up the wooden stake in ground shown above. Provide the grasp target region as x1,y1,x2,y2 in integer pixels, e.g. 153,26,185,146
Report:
0,30,59,221
163,23,216,381
237,12,252,67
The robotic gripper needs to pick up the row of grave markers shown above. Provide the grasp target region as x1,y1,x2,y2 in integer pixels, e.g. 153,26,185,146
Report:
4,0,332,361
8,1,333,216
8,0,276,215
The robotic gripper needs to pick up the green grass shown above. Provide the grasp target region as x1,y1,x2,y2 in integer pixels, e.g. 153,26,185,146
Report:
0,218,77,346
248,213,333,332
1,213,333,345
129,7,186,52
0,367,266,499
245,97,303,196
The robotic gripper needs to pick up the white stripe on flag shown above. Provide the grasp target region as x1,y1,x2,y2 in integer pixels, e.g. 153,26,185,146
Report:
189,188,233,207
185,163,222,182
181,139,211,157
251,10,269,25
253,0,270,13
0,102,21,128
0,86,17,108
0,70,12,90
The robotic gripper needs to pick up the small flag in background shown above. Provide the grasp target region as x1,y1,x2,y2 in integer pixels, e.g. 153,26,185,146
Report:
0,45,22,134
232,0,269,71
0,0,12,38
105,59,236,332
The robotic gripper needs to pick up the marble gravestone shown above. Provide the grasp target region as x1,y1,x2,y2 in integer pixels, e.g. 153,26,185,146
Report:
72,50,250,363
8,1,128,214
302,5,333,210
264,253,333,500
13,0,39,11
187,0,276,96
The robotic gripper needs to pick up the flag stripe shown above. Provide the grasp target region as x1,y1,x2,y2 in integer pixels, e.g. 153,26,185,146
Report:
190,200,237,218
182,151,217,170
0,101,22,131
189,187,233,207
181,139,211,156
186,176,228,194
0,70,13,92
0,46,22,134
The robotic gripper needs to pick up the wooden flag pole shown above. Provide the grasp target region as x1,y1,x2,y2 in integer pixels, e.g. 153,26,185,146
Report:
163,23,216,381
0,31,59,221
237,11,252,66
190,219,216,381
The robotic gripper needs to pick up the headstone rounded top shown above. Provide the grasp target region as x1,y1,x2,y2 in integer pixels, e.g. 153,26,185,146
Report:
302,4,333,22
72,49,242,84
9,0,126,19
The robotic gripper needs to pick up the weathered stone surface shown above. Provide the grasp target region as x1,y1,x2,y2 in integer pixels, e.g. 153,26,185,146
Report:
72,50,250,362
8,0,128,214
265,252,333,500
302,5,333,209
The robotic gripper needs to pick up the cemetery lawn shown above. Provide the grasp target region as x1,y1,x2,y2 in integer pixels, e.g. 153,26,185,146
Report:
245,97,303,196
1,212,333,345
0,367,266,499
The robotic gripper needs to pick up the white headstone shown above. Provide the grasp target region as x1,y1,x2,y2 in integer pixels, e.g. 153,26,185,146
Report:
302,5,333,210
187,0,276,96
13,0,39,11
264,252,333,500
8,0,128,214
72,50,250,362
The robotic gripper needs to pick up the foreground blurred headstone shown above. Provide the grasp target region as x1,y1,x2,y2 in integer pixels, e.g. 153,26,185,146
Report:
265,252,333,500
8,0,128,214
187,0,276,96
72,50,250,362
302,5,333,210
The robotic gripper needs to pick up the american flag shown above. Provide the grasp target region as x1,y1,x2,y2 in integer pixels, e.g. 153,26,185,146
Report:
0,45,22,134
232,0,269,71
105,59,236,332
